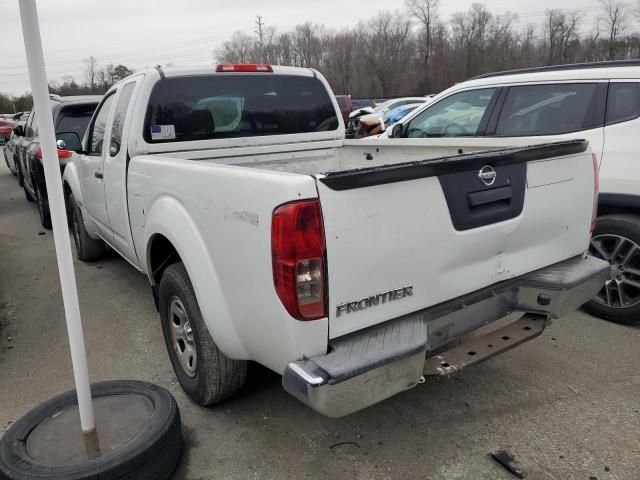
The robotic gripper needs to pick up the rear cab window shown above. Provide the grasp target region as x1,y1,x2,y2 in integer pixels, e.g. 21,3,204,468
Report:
143,74,339,143
495,83,601,136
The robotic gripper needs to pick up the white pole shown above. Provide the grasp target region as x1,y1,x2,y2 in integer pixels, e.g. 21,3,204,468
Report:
18,0,95,433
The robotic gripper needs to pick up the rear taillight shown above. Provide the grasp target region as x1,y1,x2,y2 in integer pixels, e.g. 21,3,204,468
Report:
591,153,599,233
272,199,327,320
35,146,73,161
215,64,273,73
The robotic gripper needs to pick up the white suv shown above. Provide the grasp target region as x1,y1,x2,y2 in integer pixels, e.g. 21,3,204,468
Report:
386,60,640,324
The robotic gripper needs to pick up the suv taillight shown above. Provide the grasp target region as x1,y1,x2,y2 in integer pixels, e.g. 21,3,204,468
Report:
272,199,327,320
35,146,73,161
591,153,599,233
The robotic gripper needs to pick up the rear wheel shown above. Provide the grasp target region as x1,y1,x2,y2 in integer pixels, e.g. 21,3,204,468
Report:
159,262,247,406
68,195,105,261
35,180,52,229
3,150,12,173
15,161,24,186
586,214,640,325
22,177,34,202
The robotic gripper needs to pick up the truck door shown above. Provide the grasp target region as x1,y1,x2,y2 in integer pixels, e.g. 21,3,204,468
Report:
79,92,116,236
103,80,139,263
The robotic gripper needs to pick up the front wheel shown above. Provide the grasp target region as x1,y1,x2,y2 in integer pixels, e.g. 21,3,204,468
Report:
586,214,640,325
159,262,247,406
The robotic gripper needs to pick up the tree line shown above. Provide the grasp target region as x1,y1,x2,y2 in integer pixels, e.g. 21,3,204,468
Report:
0,58,134,114
216,0,640,97
2,0,638,113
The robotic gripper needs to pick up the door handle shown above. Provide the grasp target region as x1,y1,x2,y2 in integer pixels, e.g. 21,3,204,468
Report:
94,172,103,179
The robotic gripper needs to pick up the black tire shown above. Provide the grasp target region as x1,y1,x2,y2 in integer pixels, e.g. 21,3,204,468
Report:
15,162,24,186
585,214,640,325
68,195,105,261
3,150,11,173
159,262,247,406
34,180,52,230
22,179,34,202
0,380,182,480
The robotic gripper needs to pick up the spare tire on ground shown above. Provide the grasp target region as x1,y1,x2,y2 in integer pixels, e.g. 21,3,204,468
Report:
0,380,182,480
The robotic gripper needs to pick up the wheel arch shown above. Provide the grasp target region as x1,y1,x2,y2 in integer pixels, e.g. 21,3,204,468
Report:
144,196,249,359
598,193,640,217
62,162,101,238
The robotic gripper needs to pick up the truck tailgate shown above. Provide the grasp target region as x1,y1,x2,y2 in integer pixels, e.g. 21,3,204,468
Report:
315,140,595,339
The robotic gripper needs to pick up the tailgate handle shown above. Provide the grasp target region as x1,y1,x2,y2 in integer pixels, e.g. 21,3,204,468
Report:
467,186,512,208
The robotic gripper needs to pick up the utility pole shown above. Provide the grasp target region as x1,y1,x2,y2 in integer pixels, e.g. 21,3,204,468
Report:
255,15,265,62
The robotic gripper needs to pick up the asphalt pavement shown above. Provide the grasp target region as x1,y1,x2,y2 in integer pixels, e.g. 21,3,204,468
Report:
0,156,638,479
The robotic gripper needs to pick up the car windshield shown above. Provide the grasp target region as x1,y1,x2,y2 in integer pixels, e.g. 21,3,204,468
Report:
384,104,420,124
144,74,339,143
373,99,397,113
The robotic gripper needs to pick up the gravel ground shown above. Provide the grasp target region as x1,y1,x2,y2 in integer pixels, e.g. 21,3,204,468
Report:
0,156,639,479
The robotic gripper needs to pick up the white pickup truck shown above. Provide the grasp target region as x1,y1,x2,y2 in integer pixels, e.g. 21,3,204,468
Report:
62,64,608,417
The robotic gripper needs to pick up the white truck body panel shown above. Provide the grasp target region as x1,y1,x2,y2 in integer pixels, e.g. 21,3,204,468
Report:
317,151,594,338
62,66,605,412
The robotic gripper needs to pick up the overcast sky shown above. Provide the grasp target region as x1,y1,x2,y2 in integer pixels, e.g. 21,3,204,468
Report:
0,0,624,95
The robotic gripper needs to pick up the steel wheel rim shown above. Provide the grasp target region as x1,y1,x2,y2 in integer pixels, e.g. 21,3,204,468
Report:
168,296,197,377
589,234,640,309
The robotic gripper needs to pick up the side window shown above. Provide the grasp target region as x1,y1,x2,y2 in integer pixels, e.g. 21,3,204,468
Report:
26,112,37,137
406,88,496,138
606,83,640,125
89,93,116,155
109,83,136,156
495,83,598,136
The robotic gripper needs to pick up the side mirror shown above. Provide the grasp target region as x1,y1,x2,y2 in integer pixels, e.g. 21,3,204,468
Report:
390,123,404,139
56,131,83,153
13,125,24,137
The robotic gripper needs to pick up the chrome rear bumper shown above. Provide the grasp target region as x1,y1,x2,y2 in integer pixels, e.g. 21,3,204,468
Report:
283,255,609,417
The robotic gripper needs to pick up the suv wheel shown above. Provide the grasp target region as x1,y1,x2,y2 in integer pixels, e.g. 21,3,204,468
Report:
16,162,25,187
22,175,34,202
586,214,640,325
35,180,52,229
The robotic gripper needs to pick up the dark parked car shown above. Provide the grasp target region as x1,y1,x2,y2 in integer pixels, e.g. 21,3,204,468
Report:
14,95,101,228
0,118,15,144
3,123,24,177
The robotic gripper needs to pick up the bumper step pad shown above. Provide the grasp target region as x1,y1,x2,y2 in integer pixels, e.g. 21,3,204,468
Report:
423,314,549,376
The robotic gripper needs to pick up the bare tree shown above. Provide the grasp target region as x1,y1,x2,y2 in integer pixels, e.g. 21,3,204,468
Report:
406,0,439,92
543,10,582,64
451,3,492,77
215,32,257,64
365,12,412,96
599,0,627,60
83,56,98,91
